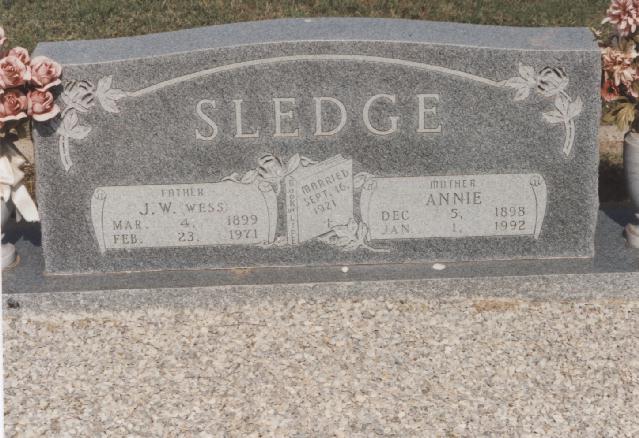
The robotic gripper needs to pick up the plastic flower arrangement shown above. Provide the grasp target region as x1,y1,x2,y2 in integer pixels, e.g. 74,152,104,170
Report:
597,0,639,131
0,25,62,222
598,1,639,248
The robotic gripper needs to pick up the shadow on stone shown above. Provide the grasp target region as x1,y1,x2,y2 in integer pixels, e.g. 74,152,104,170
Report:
4,221,41,247
602,207,635,229
599,154,628,204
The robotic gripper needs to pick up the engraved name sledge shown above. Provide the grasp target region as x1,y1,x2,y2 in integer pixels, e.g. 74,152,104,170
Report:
54,58,583,173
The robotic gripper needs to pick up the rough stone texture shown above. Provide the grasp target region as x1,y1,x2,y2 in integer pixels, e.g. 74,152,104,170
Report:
32,18,601,274
4,208,638,300
4,209,639,436
5,297,639,436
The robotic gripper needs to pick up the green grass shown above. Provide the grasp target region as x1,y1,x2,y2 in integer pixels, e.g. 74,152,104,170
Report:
1,0,611,51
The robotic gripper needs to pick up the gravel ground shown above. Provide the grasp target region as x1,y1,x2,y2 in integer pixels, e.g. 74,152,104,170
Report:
4,295,639,437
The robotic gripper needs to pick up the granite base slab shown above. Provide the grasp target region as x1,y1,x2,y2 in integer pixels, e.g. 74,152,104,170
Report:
3,207,639,311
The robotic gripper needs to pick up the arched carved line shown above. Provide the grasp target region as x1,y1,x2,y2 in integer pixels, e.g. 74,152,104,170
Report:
128,54,502,97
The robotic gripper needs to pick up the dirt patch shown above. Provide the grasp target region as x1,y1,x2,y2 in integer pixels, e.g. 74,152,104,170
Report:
472,299,520,313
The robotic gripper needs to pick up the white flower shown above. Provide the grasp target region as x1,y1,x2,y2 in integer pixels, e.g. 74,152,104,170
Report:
0,144,39,222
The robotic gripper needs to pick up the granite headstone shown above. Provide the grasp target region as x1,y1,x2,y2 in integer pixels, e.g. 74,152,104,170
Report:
32,18,600,274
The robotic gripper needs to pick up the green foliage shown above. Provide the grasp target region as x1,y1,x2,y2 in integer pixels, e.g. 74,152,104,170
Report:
602,99,637,132
0,0,611,51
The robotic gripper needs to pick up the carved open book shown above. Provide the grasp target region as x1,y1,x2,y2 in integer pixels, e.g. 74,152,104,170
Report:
285,155,354,245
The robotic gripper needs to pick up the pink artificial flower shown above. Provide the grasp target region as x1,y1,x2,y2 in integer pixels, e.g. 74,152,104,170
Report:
29,56,61,91
602,45,638,86
602,76,623,101
27,89,59,122
603,0,639,37
0,26,5,46
0,88,27,122
0,55,29,89
8,47,30,66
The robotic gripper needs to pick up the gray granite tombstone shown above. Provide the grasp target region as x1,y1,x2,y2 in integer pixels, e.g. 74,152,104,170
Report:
32,18,600,274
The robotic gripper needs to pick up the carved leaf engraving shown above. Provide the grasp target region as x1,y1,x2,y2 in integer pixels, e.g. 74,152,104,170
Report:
518,64,537,84
96,76,127,113
286,153,301,174
59,111,91,140
504,77,532,101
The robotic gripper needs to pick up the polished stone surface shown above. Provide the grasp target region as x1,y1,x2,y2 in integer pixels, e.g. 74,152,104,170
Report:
32,19,600,273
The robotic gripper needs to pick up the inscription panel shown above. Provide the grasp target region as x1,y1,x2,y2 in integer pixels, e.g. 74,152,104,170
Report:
360,174,547,240
91,182,277,252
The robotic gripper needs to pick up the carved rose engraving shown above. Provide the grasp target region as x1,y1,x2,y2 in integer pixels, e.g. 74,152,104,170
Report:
52,76,127,172
504,64,583,156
